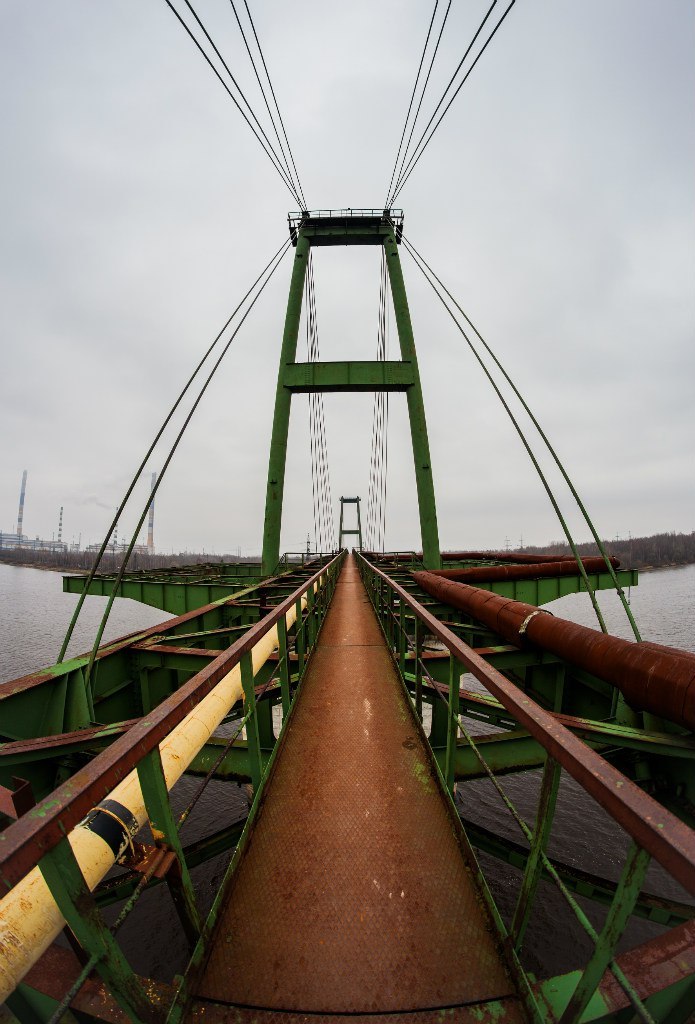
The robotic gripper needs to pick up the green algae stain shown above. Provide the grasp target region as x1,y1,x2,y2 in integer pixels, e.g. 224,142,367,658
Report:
412,759,434,793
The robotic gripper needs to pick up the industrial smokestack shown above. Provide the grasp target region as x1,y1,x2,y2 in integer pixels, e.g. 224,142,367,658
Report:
16,470,27,542
57,506,63,544
147,471,157,554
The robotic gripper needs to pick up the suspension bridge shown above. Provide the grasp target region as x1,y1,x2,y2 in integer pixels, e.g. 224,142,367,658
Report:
1,4,694,1024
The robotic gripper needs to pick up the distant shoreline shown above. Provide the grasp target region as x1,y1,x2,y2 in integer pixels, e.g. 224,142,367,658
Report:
1,556,693,576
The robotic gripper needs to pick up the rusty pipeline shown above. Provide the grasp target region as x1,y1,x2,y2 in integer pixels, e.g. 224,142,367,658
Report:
364,550,599,565
427,556,620,584
439,551,575,564
413,572,695,731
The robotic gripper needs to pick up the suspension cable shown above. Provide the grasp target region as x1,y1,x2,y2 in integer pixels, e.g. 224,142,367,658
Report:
402,234,641,641
311,261,335,549
383,0,440,210
367,249,390,551
57,237,291,663
180,0,302,205
402,238,611,634
392,1,517,203
241,0,308,210
81,242,291,690
163,0,301,205
305,253,334,550
227,0,306,207
305,270,320,552
388,0,453,208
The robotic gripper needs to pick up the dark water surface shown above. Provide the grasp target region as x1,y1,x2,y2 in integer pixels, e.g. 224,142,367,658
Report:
1,562,693,984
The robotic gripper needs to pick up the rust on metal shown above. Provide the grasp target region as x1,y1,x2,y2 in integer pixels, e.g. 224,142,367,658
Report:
438,551,581,564
20,944,172,1024
360,558,695,895
192,556,522,1016
365,550,576,564
0,777,35,819
596,919,695,1012
414,571,695,730
426,556,619,584
0,554,343,892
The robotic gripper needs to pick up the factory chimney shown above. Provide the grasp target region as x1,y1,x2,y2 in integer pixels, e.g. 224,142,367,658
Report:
147,472,157,554
58,506,64,544
16,470,27,542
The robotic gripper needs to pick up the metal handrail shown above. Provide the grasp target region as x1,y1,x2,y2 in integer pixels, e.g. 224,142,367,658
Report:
0,551,345,891
355,552,695,896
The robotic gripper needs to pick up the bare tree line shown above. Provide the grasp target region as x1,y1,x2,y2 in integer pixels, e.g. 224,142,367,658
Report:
516,530,695,570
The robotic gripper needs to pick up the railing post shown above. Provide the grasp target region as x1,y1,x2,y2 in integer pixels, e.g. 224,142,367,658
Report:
414,616,423,720
306,583,316,648
38,838,159,1023
137,747,202,948
240,651,263,791
294,598,306,675
510,754,561,952
398,601,407,677
277,615,291,716
388,588,397,651
445,654,460,793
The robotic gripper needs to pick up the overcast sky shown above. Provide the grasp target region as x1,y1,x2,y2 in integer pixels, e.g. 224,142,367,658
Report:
0,1,693,557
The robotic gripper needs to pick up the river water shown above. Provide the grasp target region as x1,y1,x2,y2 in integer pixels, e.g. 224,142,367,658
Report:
1,562,693,984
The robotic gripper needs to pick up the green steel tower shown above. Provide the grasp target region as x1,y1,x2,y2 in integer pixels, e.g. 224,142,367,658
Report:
338,496,363,551
261,210,441,573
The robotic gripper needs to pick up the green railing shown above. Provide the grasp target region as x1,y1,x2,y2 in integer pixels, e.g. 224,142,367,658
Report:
356,552,695,1024
0,551,345,1023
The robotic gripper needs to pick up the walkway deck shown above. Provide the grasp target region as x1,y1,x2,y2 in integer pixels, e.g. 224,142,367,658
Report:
190,556,524,1020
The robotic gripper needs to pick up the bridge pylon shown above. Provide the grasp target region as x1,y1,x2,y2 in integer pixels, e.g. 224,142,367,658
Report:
338,495,363,551
261,209,442,573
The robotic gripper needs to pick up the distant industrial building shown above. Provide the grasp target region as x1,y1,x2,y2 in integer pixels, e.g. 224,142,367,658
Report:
0,470,68,553
2,468,157,557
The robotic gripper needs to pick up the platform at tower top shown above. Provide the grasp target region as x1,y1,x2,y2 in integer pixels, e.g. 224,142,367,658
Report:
288,207,404,245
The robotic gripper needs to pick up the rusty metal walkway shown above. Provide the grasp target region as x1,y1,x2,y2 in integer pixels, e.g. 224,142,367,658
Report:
190,556,523,1020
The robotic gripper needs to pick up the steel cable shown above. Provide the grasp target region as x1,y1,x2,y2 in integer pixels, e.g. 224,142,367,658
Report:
228,0,306,207
81,241,292,690
241,0,308,209
163,0,302,204
305,272,320,553
306,253,335,551
402,237,612,634
392,0,517,203
58,236,291,663
402,234,641,640
367,250,390,551
180,0,302,204
383,0,440,210
388,0,453,209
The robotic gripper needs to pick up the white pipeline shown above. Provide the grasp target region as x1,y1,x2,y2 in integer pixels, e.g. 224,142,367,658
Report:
0,583,318,1002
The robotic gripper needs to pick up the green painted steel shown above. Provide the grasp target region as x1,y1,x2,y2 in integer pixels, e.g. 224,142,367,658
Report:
338,495,363,551
262,232,310,574
383,231,441,568
283,359,415,392
38,839,155,1023
136,747,202,946
261,218,441,572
